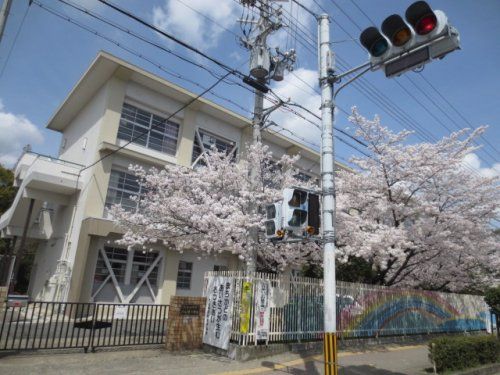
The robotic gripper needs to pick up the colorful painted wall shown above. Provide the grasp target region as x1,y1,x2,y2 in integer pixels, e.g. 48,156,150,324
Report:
336,282,489,338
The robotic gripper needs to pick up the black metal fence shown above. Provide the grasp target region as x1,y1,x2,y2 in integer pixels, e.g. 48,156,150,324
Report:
0,301,168,352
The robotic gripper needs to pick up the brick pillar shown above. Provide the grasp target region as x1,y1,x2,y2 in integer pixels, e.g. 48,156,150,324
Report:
165,296,207,351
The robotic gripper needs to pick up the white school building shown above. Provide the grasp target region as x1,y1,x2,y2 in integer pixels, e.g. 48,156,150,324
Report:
0,52,346,306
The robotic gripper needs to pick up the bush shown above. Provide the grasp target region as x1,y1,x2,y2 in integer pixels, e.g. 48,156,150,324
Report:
429,335,500,373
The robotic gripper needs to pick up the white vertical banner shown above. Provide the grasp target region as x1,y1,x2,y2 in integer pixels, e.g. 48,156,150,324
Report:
254,279,271,341
203,276,234,350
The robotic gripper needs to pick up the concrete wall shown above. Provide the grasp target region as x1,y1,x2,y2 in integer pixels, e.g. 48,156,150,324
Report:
174,250,234,298
58,83,107,165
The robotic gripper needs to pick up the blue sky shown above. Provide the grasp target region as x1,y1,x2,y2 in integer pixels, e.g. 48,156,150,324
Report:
0,0,498,176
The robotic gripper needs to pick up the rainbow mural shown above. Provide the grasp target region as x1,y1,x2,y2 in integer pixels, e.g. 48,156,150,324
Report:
283,282,489,338
336,283,489,338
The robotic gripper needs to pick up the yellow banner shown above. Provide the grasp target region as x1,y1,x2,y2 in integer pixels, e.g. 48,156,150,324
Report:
240,281,253,333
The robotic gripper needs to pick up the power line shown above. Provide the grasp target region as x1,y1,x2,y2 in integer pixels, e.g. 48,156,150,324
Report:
328,0,363,32
404,75,498,163
54,0,395,165
172,0,240,38
34,1,253,118
348,0,376,26
0,2,29,80
419,73,500,156
290,0,318,18
55,0,231,81
96,0,246,80
284,100,369,148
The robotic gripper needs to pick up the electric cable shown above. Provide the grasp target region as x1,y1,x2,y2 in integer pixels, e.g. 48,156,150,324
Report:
0,2,30,80
419,74,500,156
34,0,253,118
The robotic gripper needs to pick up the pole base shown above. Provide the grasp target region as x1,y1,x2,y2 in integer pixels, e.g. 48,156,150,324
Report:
324,332,338,375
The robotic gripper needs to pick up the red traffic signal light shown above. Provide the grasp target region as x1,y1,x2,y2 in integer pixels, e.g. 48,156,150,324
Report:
405,1,437,35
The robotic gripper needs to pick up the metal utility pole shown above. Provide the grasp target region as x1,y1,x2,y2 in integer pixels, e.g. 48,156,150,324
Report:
0,0,13,44
318,14,338,375
239,0,295,271
247,0,269,273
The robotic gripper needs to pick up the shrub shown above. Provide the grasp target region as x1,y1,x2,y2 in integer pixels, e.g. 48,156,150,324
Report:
429,335,500,373
484,286,500,315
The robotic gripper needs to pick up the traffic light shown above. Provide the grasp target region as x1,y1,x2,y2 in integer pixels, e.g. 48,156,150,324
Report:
359,1,460,78
264,189,321,240
264,202,284,240
282,188,321,236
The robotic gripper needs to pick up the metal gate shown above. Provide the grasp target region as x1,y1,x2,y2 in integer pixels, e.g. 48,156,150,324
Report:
0,301,168,352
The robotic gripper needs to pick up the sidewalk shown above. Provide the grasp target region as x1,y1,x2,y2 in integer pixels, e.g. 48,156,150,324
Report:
0,344,432,375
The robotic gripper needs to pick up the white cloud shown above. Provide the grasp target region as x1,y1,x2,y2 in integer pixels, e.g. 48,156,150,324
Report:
152,0,240,50
462,153,500,178
0,101,43,167
266,67,321,147
229,51,243,61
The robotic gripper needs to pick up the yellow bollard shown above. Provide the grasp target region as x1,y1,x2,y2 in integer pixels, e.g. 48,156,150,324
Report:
323,332,338,375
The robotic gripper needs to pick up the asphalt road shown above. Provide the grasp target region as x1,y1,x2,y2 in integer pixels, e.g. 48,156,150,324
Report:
0,344,432,375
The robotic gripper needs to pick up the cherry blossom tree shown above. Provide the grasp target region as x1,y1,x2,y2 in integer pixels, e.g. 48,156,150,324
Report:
110,143,321,271
336,108,500,291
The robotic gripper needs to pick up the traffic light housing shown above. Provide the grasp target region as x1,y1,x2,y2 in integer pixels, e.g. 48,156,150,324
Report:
264,189,321,240
359,1,460,78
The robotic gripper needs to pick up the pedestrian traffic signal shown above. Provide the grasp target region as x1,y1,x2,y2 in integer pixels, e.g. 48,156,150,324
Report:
264,189,321,240
264,202,284,240
282,188,308,231
359,1,460,78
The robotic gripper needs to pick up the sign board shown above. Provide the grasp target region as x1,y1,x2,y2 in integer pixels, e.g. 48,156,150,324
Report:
240,281,253,334
180,304,200,316
203,276,234,350
254,280,271,341
113,305,128,320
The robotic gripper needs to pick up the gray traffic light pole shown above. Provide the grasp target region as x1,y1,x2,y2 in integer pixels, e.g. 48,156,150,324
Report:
317,15,371,375
318,14,338,375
